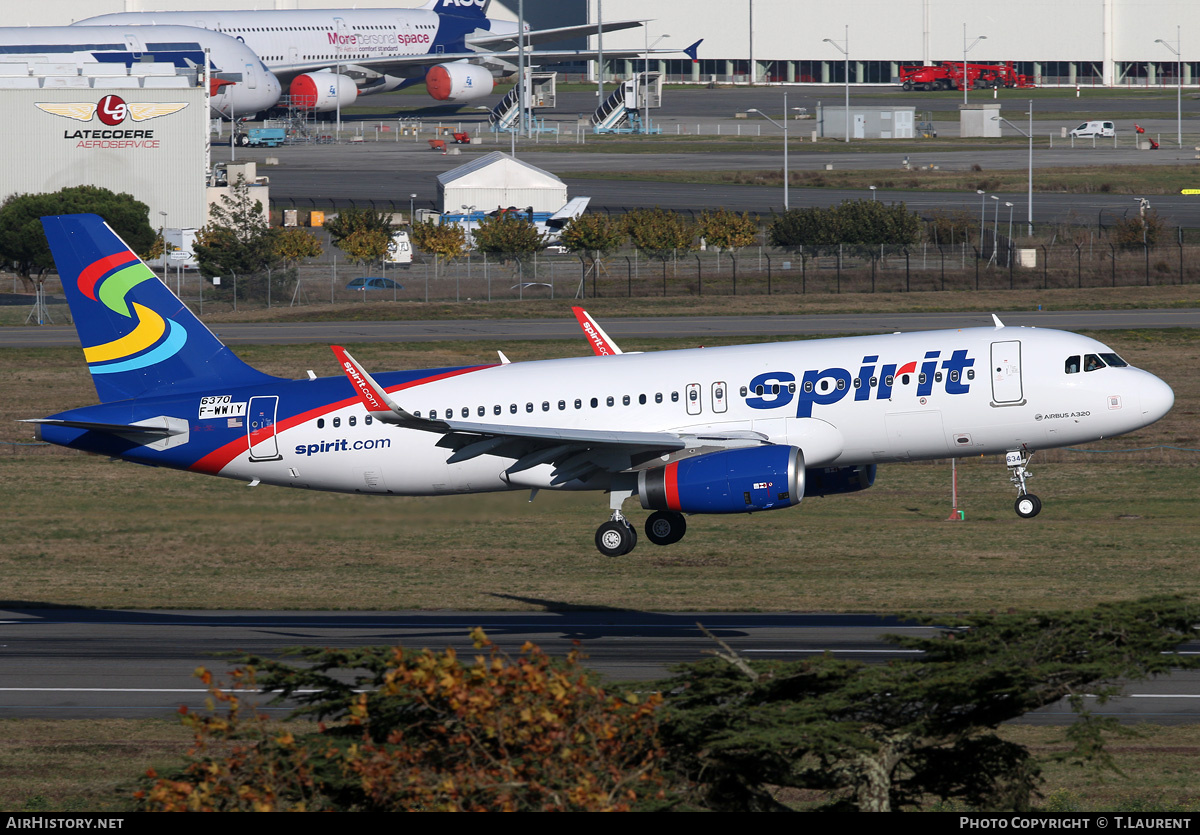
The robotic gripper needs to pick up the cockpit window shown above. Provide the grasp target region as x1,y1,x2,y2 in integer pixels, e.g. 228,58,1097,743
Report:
1099,353,1128,368
1084,354,1106,372
1065,356,1080,374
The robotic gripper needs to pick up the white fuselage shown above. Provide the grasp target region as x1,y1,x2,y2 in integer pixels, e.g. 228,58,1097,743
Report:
0,25,281,117
208,326,1173,497
80,9,515,93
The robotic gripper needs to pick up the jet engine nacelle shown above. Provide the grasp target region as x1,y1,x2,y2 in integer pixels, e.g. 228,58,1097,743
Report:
289,72,357,112
638,446,804,515
425,62,494,103
804,464,876,497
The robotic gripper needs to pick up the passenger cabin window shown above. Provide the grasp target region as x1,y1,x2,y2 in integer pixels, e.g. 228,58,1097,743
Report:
494,405,502,415
671,392,680,402
478,406,485,417
349,416,356,426
317,418,325,429
332,417,341,428
655,393,663,403
1084,354,1106,372
365,416,373,425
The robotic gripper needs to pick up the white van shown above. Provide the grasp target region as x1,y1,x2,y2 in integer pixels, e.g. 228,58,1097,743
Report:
1070,120,1115,138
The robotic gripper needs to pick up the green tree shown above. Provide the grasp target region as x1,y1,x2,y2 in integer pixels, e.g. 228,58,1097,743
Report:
560,213,626,281
0,185,155,291
410,219,466,261
657,597,1200,812
769,199,922,249
1110,208,1164,250
623,208,694,261
194,176,277,280
135,630,675,812
324,208,392,265
696,208,759,253
471,213,544,263
272,227,323,266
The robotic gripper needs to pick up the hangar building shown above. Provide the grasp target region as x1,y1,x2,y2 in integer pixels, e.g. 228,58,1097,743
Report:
24,1,1200,89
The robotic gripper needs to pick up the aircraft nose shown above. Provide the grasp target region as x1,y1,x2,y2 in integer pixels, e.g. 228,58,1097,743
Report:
1139,372,1174,424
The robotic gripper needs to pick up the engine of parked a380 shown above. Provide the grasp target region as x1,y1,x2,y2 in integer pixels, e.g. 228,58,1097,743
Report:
425,62,494,102
289,72,357,111
638,446,804,515
803,464,877,497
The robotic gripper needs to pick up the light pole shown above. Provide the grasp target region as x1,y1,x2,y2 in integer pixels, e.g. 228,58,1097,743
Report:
596,0,604,103
409,193,417,227
977,189,986,249
746,93,800,210
963,25,986,105
1155,26,1182,148
518,0,527,138
158,210,169,288
1005,201,1014,249
992,100,1034,237
823,26,849,143
990,194,1000,262
644,32,669,134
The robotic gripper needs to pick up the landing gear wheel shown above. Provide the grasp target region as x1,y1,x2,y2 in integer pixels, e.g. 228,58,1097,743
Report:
236,133,250,147
645,511,687,546
596,520,636,556
1014,494,1042,518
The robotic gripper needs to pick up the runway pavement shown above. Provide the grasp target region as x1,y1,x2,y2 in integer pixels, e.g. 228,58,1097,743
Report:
2,608,1198,722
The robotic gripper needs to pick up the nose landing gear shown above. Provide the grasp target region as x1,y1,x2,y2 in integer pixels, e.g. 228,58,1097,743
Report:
1006,450,1041,518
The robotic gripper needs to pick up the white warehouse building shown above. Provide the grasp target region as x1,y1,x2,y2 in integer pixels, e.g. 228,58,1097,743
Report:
25,0,1200,88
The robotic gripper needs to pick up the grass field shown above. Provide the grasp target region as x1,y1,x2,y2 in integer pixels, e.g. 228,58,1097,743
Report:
2,329,1196,612
569,164,1200,195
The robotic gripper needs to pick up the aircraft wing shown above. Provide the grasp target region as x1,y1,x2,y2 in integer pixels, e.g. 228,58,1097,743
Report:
465,20,644,50
273,39,700,83
332,345,762,484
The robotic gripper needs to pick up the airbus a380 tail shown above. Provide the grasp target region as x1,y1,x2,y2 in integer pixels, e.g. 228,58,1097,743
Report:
30,214,1174,556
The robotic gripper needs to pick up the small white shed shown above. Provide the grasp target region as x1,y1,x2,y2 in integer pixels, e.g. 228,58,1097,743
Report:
436,151,568,214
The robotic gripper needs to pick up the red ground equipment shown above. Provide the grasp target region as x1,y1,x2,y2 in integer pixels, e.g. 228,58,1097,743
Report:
898,61,1036,91
1134,124,1159,150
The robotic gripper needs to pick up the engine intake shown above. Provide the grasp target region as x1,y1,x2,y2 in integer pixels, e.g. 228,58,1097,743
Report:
639,446,804,515
425,62,494,102
289,72,357,112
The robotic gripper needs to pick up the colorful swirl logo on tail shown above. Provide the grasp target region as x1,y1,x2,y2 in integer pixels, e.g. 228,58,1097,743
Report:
78,251,187,375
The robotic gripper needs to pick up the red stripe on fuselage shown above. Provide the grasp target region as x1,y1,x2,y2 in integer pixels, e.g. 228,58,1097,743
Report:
664,461,681,511
78,252,138,300
188,365,494,475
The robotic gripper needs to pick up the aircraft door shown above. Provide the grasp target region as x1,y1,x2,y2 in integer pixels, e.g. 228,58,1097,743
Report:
686,383,702,416
990,340,1024,404
244,62,258,89
248,396,283,461
712,381,727,413
122,33,145,57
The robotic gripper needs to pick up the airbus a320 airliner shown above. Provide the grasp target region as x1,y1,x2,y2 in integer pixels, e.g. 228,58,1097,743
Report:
81,0,701,113
29,215,1174,555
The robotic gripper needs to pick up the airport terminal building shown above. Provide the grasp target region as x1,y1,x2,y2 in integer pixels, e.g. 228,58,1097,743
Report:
25,0,1200,88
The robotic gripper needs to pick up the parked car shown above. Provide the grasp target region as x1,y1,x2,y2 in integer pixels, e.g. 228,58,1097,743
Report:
1069,120,1115,138
347,277,403,291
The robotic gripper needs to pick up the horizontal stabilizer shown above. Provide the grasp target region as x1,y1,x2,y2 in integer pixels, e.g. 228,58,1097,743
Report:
23,416,190,450
467,20,643,49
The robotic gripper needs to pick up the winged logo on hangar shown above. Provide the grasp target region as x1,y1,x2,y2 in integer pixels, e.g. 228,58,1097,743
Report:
35,95,188,124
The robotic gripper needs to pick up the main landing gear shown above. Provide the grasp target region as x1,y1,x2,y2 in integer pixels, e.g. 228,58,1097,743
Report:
594,490,689,556
1006,450,1042,518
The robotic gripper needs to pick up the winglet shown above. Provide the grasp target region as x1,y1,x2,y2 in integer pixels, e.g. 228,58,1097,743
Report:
332,344,412,424
992,314,1005,329
684,39,703,63
571,306,623,356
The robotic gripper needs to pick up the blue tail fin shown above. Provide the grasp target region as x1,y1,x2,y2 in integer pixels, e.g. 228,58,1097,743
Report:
41,213,276,404
423,0,491,18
